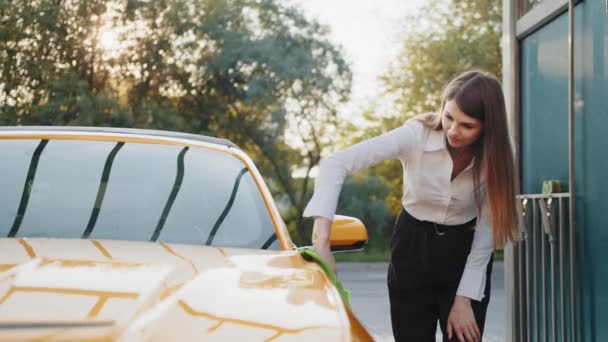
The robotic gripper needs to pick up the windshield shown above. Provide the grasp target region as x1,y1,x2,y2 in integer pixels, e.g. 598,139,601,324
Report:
0,138,280,250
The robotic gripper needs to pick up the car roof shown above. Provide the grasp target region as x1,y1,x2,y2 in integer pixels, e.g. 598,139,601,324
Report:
0,126,239,149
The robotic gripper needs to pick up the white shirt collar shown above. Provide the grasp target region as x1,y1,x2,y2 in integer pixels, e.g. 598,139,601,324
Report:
424,128,446,152
425,128,477,172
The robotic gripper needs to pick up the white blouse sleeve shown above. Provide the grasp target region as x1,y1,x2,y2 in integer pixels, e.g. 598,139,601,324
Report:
302,119,422,221
456,193,494,301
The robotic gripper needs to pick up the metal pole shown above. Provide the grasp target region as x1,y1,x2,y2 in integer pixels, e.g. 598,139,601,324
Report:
533,199,540,342
541,200,548,342
519,199,529,342
549,199,557,342
559,197,566,342
519,241,526,342
567,0,577,340
526,200,532,341
540,197,555,342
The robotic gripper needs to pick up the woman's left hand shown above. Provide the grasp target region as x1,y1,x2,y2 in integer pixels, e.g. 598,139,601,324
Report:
447,295,480,342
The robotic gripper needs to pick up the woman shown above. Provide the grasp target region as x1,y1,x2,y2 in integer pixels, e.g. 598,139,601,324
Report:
303,70,518,342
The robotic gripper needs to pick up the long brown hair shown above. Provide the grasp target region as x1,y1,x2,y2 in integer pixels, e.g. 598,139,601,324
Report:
417,70,517,248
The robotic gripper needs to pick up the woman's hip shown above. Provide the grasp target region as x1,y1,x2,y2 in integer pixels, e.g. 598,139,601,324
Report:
388,207,478,289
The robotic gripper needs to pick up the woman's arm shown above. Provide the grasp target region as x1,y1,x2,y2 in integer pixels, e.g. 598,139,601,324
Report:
456,198,494,301
448,195,494,342
302,120,423,270
311,216,335,272
303,120,422,220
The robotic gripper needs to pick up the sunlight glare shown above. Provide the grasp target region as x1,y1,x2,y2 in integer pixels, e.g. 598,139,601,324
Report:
99,27,120,54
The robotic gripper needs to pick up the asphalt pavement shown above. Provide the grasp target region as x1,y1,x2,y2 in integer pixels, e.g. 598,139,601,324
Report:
337,261,505,342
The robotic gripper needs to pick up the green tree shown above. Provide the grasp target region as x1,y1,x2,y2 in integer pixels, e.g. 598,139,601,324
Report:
23,73,132,126
384,0,502,117
336,172,393,252
0,0,111,122
178,0,352,242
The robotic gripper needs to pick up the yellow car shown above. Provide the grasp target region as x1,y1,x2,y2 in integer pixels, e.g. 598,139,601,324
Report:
0,127,373,341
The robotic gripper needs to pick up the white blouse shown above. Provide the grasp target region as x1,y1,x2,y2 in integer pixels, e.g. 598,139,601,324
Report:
303,118,493,301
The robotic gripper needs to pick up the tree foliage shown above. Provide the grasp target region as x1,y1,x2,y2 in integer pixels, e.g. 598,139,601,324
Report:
384,0,502,117
336,172,393,251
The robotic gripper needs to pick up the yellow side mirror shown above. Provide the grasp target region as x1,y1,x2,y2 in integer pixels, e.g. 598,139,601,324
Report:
329,215,368,252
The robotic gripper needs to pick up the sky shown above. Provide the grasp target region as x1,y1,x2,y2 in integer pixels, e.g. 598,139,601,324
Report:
283,0,423,121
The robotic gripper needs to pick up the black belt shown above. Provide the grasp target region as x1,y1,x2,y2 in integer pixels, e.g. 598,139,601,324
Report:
402,208,476,236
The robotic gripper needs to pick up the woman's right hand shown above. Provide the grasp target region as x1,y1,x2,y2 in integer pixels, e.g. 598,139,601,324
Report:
312,217,336,274
314,241,336,274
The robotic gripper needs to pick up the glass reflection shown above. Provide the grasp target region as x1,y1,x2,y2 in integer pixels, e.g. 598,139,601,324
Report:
0,139,278,250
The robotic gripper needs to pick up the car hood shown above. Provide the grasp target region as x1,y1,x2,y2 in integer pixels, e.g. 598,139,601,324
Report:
0,238,368,341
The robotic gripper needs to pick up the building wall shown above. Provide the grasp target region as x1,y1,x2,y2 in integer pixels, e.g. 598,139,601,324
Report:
519,0,607,340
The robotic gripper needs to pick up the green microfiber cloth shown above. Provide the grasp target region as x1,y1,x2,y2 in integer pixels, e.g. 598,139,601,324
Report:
300,249,351,308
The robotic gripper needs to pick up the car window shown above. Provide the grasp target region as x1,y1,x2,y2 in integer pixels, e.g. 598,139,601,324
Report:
0,138,280,250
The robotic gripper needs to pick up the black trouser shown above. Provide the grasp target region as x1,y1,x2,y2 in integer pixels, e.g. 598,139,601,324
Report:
387,208,493,342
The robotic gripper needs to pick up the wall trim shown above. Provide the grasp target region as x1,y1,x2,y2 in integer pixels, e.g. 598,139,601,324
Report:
516,0,570,38
502,0,520,340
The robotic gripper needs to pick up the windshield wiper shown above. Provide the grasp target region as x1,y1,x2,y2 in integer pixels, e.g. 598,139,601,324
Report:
150,146,189,241
261,233,278,249
82,142,125,238
8,139,48,237
206,167,248,245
